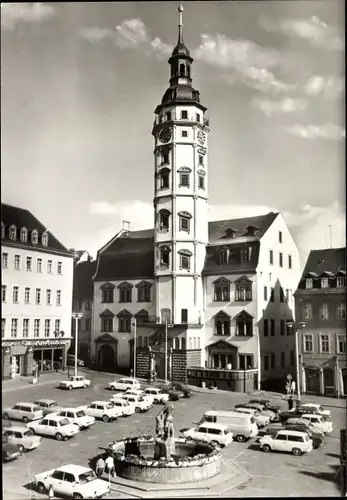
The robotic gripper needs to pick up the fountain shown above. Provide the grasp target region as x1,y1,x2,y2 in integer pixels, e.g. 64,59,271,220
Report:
108,404,222,484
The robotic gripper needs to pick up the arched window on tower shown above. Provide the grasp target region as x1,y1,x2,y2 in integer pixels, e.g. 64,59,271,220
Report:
160,245,171,267
180,63,185,76
159,209,170,231
159,168,170,190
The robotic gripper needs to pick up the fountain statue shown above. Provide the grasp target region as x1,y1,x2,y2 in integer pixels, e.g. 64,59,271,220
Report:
154,404,175,459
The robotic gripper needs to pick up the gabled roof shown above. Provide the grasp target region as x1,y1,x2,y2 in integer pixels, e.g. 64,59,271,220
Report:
73,260,97,300
1,203,71,255
301,248,346,278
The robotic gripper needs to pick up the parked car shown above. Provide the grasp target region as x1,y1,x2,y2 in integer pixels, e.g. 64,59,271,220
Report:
108,378,141,391
33,399,63,417
235,407,270,427
3,403,43,424
27,415,80,441
234,403,276,421
278,406,321,422
259,430,313,456
248,398,282,414
144,388,170,404
84,401,122,422
2,435,20,462
256,422,325,449
300,403,331,418
183,423,233,447
34,464,110,499
109,398,135,417
3,426,42,453
123,389,153,404
300,413,333,434
121,395,152,412
200,410,258,442
59,376,91,390
167,383,193,398
54,408,95,430
67,354,85,367
286,417,325,436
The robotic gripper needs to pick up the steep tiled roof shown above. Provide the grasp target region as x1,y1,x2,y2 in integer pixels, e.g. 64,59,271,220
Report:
208,213,278,245
301,248,346,277
1,203,71,254
73,260,97,299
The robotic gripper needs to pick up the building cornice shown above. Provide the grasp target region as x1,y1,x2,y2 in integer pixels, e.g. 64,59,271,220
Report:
202,269,257,277
1,240,74,259
94,276,155,283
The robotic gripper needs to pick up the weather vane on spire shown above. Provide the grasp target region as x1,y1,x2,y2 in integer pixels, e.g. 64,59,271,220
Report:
178,2,184,43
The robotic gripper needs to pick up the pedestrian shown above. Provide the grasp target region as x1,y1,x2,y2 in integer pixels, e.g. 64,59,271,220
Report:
153,370,157,383
105,454,115,478
291,380,296,395
286,382,291,395
227,362,232,370
96,456,105,478
288,395,293,411
130,368,134,378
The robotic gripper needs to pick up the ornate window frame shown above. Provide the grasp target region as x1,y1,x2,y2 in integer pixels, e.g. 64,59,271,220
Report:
213,277,231,301
9,225,17,240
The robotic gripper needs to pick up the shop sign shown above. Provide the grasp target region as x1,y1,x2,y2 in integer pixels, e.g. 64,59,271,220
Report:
21,340,70,347
2,341,16,348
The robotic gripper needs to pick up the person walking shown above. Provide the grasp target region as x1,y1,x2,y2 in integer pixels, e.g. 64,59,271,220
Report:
96,456,105,478
105,454,115,478
291,380,296,395
288,395,294,411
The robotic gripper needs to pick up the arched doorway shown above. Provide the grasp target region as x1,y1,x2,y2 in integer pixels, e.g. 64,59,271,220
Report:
98,344,116,372
323,367,335,396
305,367,320,394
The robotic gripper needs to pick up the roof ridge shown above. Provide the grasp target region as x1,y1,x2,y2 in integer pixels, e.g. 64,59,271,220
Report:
209,212,278,225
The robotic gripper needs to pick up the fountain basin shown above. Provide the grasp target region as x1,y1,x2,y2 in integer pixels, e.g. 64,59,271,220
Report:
109,437,222,484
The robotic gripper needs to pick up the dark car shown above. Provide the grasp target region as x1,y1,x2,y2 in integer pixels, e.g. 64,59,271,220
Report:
278,407,320,422
248,398,281,413
2,436,20,462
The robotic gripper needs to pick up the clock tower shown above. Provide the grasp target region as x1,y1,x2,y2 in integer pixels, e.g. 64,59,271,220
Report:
152,4,210,345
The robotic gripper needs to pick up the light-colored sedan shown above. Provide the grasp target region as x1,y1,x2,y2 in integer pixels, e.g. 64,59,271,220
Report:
108,378,141,391
235,407,270,427
259,430,313,456
34,464,110,499
121,395,152,413
243,403,276,421
27,415,80,441
54,408,95,430
144,388,170,404
301,403,331,418
59,376,91,391
300,413,333,434
3,403,43,424
183,423,233,447
3,426,42,453
124,389,153,404
33,400,62,417
84,401,122,422
109,398,135,417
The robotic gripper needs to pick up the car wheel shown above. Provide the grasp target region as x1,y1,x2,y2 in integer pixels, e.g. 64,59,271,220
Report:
3,413,9,420
292,447,302,456
110,386,115,391
210,440,219,447
55,433,63,441
73,494,83,499
313,442,319,449
17,445,25,454
68,385,73,391
103,415,110,422
235,435,246,443
262,444,271,453
83,384,88,388
22,416,29,424
37,482,47,494
135,407,141,413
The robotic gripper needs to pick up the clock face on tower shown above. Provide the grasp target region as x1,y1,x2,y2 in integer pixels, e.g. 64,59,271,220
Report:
197,130,206,145
159,128,172,144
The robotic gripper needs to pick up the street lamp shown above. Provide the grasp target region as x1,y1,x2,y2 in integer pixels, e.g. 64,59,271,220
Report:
72,313,83,377
287,321,306,399
2,346,11,381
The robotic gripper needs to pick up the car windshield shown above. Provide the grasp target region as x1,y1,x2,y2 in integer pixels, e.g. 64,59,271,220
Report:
76,410,86,417
318,406,325,412
24,430,34,437
79,470,97,484
322,415,331,421
49,402,58,408
59,418,70,426
106,404,114,410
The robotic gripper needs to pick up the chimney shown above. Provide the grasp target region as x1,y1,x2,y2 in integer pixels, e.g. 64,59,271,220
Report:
123,220,130,235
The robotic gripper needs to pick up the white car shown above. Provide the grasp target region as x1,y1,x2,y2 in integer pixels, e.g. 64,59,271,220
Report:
124,389,153,404
259,430,313,456
144,388,170,404
3,425,42,452
121,395,152,412
27,415,80,441
300,413,333,434
55,408,95,430
34,464,110,499
183,423,233,447
235,407,270,428
301,403,331,418
84,401,122,422
243,403,276,421
109,398,136,417
108,378,141,391
59,376,91,391
286,418,325,436
3,403,43,424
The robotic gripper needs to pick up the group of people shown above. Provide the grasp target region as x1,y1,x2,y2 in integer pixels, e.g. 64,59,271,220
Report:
95,454,116,479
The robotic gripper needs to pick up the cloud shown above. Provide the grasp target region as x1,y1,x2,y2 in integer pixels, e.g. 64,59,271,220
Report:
286,122,345,141
1,3,55,30
80,19,172,59
259,15,344,51
252,97,307,116
305,75,344,98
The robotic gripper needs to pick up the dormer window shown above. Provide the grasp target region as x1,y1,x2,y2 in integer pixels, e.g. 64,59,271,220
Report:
306,278,313,289
337,277,345,288
219,249,229,265
41,231,48,246
178,211,192,232
159,168,170,189
245,226,259,236
160,245,171,267
321,277,329,288
9,225,17,240
19,227,28,243
225,228,237,238
31,229,39,244
240,248,250,263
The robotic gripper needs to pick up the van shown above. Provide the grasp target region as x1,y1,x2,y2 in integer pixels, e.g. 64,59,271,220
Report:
200,410,258,442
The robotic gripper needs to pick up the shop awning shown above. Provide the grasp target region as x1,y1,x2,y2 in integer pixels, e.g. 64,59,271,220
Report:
11,345,28,356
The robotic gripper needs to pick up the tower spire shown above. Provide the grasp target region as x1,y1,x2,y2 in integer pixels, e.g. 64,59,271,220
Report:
178,2,184,44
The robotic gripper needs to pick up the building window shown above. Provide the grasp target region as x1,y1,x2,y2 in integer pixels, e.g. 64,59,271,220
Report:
179,214,191,232
264,319,268,336
196,113,200,122
279,231,282,243
137,282,151,302
240,248,249,263
181,110,188,119
198,175,205,189
181,130,188,138
288,255,292,269
57,262,62,274
279,252,283,267
181,309,188,323
198,155,204,165
270,319,275,336
303,302,312,320
160,170,170,189
26,256,32,271
41,232,48,246
101,318,113,332
11,318,18,338
35,288,41,305
215,313,230,336
281,351,285,368
2,285,7,302
14,255,20,270
31,229,38,244
337,277,345,288
20,227,28,242
46,289,52,305
235,279,252,301
118,317,131,333
320,334,330,353
56,290,61,306
219,249,229,265
280,319,285,336
279,288,284,302
37,258,43,273
269,250,273,265
337,303,346,319
25,287,30,304
270,287,274,302
321,277,329,288
306,278,313,289
119,283,132,303
21,318,29,338
264,286,268,301
179,173,190,187
214,278,230,301
304,334,313,353
166,111,172,121
239,354,253,370
319,303,329,320
44,319,51,338
290,350,295,366
179,250,192,270
34,319,40,337
55,319,61,333
236,313,253,336
160,246,170,266
263,355,269,371
2,252,8,268
102,289,114,303
271,353,275,370
2,318,5,337
159,210,170,231
13,286,19,304
9,225,17,240
47,260,52,273
338,334,346,354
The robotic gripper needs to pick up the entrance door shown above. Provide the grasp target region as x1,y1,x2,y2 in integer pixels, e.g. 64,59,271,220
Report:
98,344,116,372
305,369,320,394
11,356,21,378
323,368,335,396
154,353,166,380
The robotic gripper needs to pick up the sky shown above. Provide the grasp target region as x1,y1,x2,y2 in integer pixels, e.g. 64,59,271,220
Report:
1,1,345,266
